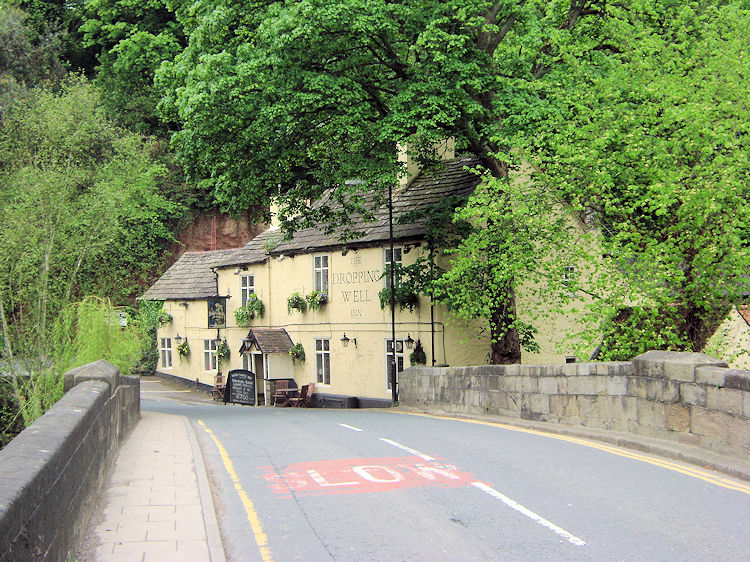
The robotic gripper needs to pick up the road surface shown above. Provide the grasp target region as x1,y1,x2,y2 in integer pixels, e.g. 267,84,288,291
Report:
142,378,750,561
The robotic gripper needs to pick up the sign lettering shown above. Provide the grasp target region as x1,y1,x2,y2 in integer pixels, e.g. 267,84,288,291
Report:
261,456,475,497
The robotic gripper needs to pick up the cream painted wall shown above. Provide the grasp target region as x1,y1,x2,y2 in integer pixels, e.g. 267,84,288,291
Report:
705,308,750,370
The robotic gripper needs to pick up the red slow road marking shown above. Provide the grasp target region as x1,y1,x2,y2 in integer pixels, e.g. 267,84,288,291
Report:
260,455,476,497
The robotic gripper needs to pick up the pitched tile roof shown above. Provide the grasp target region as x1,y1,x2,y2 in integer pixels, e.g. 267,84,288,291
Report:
239,328,294,354
140,249,236,300
270,155,482,256
739,305,750,327
218,228,280,268
143,156,482,298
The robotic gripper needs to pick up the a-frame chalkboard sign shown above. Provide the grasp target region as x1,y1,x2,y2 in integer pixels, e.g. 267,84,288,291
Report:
223,369,256,406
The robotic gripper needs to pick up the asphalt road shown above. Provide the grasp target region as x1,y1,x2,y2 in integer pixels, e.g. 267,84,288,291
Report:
141,379,750,561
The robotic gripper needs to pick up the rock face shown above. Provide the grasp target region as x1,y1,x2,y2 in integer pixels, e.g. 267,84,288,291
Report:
168,211,267,263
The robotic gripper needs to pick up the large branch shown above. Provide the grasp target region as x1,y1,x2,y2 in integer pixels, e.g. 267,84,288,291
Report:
477,0,527,55
531,0,602,78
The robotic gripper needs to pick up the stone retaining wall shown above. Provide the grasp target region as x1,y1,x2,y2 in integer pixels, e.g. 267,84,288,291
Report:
0,360,139,561
399,351,749,461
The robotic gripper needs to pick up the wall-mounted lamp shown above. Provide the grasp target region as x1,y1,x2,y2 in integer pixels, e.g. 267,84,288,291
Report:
341,247,349,256
233,266,248,275
341,333,357,348
405,333,415,349
175,333,183,343
179,302,189,308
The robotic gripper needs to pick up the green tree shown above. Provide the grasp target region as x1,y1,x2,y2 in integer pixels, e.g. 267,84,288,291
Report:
158,0,603,363
79,0,185,132
0,77,183,354
0,5,65,117
531,1,750,358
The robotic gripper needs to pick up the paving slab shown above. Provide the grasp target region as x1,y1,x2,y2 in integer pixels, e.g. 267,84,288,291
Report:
77,410,225,561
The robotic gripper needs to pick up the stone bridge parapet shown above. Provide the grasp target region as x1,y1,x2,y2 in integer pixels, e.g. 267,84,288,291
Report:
0,360,139,561
399,351,749,466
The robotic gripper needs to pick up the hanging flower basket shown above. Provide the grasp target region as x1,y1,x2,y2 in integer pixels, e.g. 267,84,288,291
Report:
287,292,307,314
177,339,190,360
379,286,419,312
306,290,328,311
217,340,231,361
409,340,427,366
157,310,172,326
234,294,265,326
289,343,305,363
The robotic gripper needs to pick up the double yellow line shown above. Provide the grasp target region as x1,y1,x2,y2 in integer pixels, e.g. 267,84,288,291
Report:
198,420,274,561
400,412,750,496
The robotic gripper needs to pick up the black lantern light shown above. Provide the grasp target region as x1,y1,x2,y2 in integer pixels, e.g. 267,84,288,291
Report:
341,333,357,348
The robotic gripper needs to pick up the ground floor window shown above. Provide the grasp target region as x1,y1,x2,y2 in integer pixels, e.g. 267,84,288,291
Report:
385,339,404,390
204,339,217,371
315,339,330,385
160,338,172,368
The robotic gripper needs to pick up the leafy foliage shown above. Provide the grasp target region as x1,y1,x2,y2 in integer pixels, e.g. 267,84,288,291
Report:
0,5,65,118
79,0,185,133
289,343,305,363
409,340,427,366
216,339,230,361
436,171,590,360
1,295,140,439
531,0,750,355
379,285,419,313
157,0,604,362
176,338,190,359
306,290,327,312
287,292,306,314
0,77,184,354
233,294,265,326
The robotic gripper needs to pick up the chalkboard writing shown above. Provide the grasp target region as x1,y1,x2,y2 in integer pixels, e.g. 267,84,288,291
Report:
226,369,256,406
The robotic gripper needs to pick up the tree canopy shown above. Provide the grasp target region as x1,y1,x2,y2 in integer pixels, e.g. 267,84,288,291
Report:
157,0,608,361
530,0,750,358
0,77,183,352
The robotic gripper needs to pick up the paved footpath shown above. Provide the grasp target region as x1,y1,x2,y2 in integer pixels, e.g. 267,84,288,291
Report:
79,409,225,561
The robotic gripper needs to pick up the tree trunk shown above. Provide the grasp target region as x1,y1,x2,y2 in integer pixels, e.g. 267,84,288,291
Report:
489,284,522,364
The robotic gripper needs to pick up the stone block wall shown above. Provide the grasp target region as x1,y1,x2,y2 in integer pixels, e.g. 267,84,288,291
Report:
0,360,139,561
399,351,750,461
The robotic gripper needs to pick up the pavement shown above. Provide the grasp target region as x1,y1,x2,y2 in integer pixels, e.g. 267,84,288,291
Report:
77,380,225,562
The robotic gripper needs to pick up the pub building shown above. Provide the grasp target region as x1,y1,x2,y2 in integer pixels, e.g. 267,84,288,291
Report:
142,146,582,406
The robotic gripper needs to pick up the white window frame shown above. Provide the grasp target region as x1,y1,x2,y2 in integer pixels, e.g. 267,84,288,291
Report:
385,338,404,390
315,338,331,385
313,254,329,293
240,274,255,305
563,265,577,295
204,339,217,371
160,337,172,368
384,247,403,288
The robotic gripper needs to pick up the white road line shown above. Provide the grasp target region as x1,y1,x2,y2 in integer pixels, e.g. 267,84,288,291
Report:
472,481,586,546
380,438,435,461
338,423,363,432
